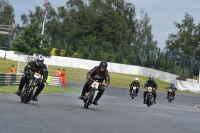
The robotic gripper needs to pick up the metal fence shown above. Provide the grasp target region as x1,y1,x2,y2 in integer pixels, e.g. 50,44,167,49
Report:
136,49,200,79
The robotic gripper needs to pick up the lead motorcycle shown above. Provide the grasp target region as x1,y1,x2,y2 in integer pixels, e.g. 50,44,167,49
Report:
83,79,102,108
20,72,42,103
145,87,155,107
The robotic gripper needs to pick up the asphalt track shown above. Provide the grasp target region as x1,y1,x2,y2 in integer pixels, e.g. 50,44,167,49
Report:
0,83,200,133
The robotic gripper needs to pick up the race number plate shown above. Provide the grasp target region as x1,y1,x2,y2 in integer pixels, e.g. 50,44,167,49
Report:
91,81,99,89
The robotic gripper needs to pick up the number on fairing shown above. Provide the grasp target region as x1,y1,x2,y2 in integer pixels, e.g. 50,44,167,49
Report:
91,81,99,89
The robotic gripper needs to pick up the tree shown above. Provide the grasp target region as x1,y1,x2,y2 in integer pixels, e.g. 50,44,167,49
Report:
0,0,15,49
12,22,52,57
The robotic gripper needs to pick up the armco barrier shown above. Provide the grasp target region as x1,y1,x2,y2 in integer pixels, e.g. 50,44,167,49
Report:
0,73,60,86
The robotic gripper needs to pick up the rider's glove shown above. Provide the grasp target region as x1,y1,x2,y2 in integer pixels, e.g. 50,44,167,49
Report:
86,75,91,79
103,83,108,87
43,79,46,83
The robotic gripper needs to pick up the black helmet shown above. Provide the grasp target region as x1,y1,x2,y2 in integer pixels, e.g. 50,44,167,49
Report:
99,61,108,68
149,75,153,80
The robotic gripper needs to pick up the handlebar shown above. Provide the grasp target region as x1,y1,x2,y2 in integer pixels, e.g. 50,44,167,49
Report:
87,78,106,86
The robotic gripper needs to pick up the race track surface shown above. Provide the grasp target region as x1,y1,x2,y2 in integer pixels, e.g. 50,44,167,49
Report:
0,83,200,133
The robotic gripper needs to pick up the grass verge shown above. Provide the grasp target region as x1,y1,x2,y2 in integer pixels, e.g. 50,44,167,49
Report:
0,85,82,94
0,58,200,96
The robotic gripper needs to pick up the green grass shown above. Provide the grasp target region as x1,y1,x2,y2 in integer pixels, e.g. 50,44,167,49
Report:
0,85,82,94
197,106,200,110
0,58,200,96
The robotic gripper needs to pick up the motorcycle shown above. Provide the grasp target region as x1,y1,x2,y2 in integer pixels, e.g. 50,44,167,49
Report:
167,87,175,103
83,79,101,108
20,72,42,103
145,87,155,107
129,84,137,99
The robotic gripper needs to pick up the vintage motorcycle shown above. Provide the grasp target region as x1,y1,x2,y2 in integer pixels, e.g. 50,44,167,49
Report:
83,79,101,108
145,87,155,107
129,84,137,99
167,86,175,103
20,72,42,103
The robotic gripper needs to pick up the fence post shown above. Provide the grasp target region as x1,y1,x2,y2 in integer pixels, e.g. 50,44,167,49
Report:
181,54,186,76
189,56,195,78
171,52,175,74
164,51,168,71
156,48,160,69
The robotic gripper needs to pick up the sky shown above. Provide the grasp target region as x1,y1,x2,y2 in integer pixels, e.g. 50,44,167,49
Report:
8,0,200,49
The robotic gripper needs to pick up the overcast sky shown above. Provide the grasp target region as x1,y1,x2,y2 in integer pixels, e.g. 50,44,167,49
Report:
8,0,200,49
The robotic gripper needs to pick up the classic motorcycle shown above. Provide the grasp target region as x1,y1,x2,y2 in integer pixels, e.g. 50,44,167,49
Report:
129,84,137,99
167,86,175,103
145,87,155,107
83,79,101,108
20,72,42,103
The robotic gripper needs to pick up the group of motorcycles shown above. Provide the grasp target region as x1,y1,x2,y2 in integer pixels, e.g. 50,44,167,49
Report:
19,73,101,109
129,85,175,107
19,72,175,108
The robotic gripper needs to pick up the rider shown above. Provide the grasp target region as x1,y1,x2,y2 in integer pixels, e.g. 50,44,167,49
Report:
78,61,110,105
16,55,48,101
167,82,177,99
143,75,158,104
129,78,140,96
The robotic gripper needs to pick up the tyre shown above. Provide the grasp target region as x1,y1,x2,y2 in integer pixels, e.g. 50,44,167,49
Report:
24,87,34,103
85,94,94,108
147,95,151,107
21,90,27,103
131,92,134,99
168,96,170,102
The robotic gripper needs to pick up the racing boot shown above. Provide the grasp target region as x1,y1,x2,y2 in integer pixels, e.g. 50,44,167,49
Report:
93,97,99,105
78,95,84,100
16,89,22,96
93,100,98,105
32,94,38,101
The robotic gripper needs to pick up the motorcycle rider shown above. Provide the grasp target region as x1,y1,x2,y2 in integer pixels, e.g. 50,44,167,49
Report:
167,82,177,99
16,55,48,101
78,61,110,105
143,75,158,104
129,78,140,96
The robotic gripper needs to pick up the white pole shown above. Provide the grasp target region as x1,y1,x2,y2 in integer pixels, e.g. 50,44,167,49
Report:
199,67,200,83
41,16,45,35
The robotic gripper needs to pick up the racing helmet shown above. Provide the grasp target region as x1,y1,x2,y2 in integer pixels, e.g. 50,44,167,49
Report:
149,75,153,80
36,55,44,66
99,61,108,69
135,78,139,82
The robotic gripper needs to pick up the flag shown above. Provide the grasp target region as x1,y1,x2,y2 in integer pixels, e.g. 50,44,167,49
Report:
43,0,48,17
44,0,48,8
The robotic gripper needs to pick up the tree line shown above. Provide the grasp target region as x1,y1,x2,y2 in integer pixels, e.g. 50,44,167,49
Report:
0,0,200,77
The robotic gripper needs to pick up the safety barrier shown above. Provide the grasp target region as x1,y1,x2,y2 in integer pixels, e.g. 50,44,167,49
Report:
0,73,60,86
0,73,23,85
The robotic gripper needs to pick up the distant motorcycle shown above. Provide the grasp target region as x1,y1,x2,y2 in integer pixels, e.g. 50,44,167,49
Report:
83,79,102,108
20,72,42,103
145,87,155,107
129,84,137,99
166,86,175,103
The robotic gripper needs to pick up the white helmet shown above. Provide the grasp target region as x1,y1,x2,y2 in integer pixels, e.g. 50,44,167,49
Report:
135,78,139,82
36,54,44,66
